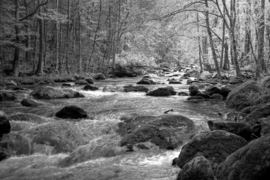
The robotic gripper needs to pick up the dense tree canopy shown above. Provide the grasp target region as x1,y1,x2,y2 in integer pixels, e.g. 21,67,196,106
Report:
0,0,270,78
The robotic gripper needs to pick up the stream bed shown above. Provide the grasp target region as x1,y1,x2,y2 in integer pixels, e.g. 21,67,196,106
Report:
0,76,227,180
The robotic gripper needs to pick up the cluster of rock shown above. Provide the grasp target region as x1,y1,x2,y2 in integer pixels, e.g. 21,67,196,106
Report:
0,73,106,87
175,76,270,180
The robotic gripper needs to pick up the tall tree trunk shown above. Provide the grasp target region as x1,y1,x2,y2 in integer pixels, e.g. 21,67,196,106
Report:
12,0,20,77
78,0,82,73
88,0,102,72
25,1,31,63
196,13,203,72
205,0,221,78
36,1,44,75
230,0,241,77
55,0,59,72
65,0,70,74
257,0,267,77
220,4,226,70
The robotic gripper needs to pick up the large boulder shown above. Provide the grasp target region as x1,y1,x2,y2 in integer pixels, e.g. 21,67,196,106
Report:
216,135,270,180
207,121,252,141
0,111,11,138
177,156,215,180
226,80,260,110
21,99,39,107
55,105,88,120
123,85,149,93
30,86,84,99
146,86,176,97
177,130,248,170
25,121,87,154
119,114,195,150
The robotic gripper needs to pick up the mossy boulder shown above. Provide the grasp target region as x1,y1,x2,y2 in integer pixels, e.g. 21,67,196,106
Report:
177,130,248,170
244,103,270,126
226,80,260,110
119,114,195,150
216,135,270,180
177,156,215,180
25,121,87,154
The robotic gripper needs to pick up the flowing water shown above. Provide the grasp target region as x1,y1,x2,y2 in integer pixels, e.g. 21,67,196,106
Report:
0,75,226,180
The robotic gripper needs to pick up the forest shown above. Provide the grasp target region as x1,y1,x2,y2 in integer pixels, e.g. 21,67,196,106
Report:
0,0,269,79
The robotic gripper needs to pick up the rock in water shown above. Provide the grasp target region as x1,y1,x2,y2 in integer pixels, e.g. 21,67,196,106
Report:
55,105,88,119
119,114,195,150
31,86,84,99
137,77,155,85
83,85,99,91
123,85,149,93
177,156,215,180
146,86,176,96
0,111,11,138
216,135,270,180
177,130,248,170
21,99,39,107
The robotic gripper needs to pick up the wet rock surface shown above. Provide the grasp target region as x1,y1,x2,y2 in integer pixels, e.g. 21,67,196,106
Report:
177,156,215,180
216,135,270,180
146,86,176,96
118,114,195,150
31,86,84,99
177,130,248,170
55,105,89,120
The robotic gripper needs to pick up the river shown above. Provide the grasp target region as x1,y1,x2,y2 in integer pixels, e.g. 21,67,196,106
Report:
0,75,226,180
